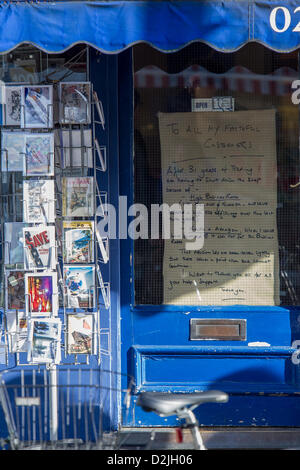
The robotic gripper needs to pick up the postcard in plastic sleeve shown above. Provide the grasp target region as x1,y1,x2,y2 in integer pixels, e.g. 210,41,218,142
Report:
23,225,56,270
25,272,58,316
64,265,95,309
28,318,61,364
67,313,94,355
23,179,55,223
21,85,53,129
6,271,25,310
63,220,94,264
23,133,54,176
62,176,94,218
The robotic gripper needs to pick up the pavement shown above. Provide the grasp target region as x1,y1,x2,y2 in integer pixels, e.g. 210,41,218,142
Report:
116,427,300,450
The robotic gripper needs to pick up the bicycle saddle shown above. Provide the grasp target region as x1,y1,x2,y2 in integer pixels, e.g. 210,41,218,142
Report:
137,390,229,416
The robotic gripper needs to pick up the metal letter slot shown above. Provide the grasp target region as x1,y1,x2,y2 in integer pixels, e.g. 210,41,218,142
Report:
189,319,246,341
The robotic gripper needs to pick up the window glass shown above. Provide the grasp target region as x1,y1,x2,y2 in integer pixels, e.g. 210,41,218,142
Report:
133,43,299,306
0,45,88,84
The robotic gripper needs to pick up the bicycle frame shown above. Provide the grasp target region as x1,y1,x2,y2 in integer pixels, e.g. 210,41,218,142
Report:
177,407,206,450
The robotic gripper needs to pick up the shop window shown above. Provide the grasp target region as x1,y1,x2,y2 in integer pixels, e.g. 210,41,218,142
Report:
133,43,300,306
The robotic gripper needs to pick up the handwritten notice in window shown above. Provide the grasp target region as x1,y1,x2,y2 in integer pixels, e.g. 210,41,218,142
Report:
158,110,279,305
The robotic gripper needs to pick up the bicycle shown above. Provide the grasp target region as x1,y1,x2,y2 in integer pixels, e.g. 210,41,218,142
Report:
136,390,229,450
0,366,228,451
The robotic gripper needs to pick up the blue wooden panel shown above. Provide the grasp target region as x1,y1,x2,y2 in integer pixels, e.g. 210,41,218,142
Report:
90,49,122,431
125,394,300,427
144,355,288,387
131,346,297,393
123,344,300,426
121,307,300,425
129,307,298,347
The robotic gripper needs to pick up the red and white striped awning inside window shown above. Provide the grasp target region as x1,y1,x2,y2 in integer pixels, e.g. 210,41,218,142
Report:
134,65,297,96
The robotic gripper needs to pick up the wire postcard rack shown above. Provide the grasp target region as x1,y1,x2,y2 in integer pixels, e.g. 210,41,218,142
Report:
0,45,111,368
0,367,134,450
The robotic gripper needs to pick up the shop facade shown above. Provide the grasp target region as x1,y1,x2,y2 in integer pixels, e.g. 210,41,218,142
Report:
1,1,300,439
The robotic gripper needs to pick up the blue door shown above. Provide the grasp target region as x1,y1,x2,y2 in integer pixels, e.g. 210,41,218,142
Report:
118,44,300,427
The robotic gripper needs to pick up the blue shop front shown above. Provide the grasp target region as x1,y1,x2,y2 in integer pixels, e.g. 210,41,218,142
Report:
1,1,300,443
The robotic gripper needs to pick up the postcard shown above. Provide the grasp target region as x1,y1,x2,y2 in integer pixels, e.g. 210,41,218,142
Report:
6,271,25,310
23,133,54,176
6,311,28,353
64,265,95,309
55,128,93,168
4,222,24,266
59,82,91,124
67,314,94,355
28,318,61,364
4,85,22,126
21,85,53,129
23,225,56,270
63,221,94,264
1,130,25,172
25,272,58,316
62,177,94,218
23,179,55,223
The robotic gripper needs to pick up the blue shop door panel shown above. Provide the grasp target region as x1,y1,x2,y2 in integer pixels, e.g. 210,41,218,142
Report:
117,50,300,427
121,308,300,426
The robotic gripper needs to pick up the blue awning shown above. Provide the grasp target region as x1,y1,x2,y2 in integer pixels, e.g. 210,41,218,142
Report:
1,1,300,54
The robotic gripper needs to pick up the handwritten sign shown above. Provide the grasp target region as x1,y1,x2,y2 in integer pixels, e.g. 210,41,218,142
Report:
158,110,279,305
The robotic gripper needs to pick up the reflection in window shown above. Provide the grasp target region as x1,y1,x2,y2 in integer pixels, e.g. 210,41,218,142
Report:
133,43,300,306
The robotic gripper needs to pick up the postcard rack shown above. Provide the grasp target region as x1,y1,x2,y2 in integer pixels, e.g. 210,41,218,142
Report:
0,74,111,368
